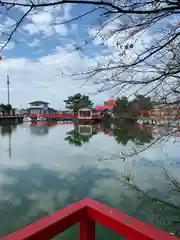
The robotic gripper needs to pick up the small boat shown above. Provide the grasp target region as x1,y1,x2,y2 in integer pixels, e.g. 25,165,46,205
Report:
137,119,143,124
37,117,47,121
137,119,157,125
23,116,32,122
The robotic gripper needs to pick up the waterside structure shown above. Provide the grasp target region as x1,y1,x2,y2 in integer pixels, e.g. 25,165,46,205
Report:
2,198,178,240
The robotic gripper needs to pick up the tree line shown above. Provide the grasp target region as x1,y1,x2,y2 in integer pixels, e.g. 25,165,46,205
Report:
64,93,155,116
112,95,154,118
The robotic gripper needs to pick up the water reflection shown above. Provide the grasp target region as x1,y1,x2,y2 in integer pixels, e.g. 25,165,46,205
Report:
29,122,58,136
0,122,180,239
120,166,180,237
0,123,17,137
102,120,154,146
20,120,180,147
64,121,156,147
0,123,18,158
0,164,116,238
64,124,97,146
0,162,180,238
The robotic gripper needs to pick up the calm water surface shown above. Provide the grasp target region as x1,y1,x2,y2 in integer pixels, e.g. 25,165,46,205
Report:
0,122,180,239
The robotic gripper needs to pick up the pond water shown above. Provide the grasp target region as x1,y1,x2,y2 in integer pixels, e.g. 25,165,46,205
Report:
0,122,180,239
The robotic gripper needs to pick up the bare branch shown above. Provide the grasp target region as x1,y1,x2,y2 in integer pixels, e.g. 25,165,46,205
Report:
1,6,33,51
54,7,102,25
1,0,180,14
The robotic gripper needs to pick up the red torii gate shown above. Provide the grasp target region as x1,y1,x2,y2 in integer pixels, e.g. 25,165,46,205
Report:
2,198,178,240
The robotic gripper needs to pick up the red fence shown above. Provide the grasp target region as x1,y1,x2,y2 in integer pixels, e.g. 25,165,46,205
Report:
2,198,178,240
0,115,23,119
30,114,74,119
0,114,74,119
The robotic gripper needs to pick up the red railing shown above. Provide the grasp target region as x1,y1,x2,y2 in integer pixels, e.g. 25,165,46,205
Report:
2,198,178,240
30,114,74,119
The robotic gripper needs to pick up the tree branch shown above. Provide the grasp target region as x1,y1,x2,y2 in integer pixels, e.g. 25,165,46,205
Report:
1,6,33,51
1,0,180,14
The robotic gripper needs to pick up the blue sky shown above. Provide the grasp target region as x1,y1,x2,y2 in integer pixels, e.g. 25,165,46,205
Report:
0,1,159,109
0,3,113,109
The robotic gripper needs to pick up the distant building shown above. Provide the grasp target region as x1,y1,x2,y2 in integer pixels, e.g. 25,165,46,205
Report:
17,109,29,115
27,101,57,115
77,108,105,120
77,100,117,120
104,100,117,106
96,99,116,111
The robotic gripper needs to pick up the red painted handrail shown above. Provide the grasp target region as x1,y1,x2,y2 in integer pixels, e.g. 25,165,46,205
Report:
2,198,178,240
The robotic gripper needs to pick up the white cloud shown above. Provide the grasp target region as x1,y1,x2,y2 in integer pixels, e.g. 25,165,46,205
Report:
0,124,179,210
0,12,156,110
0,17,16,50
4,16,16,27
87,19,175,99
25,12,55,36
0,41,15,51
0,1,170,109
23,22,54,36
28,38,40,48
0,45,108,109
22,4,72,37
0,5,154,106
54,24,68,35
31,12,53,25
23,23,38,35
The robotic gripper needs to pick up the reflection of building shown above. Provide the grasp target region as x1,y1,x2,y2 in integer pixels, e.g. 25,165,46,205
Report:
78,125,93,136
29,122,59,136
29,123,49,136
27,101,57,115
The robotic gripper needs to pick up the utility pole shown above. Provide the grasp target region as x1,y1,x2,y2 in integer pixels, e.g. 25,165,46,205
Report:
7,74,10,105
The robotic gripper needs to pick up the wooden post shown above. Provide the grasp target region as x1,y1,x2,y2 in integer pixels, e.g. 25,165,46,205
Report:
79,215,96,240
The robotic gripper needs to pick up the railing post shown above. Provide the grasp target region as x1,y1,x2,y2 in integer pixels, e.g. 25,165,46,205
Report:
79,215,96,240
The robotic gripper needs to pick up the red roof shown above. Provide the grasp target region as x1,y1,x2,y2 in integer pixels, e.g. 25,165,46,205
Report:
95,105,113,111
107,100,116,105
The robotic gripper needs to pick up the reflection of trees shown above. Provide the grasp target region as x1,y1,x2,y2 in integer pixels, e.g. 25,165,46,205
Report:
64,120,154,147
64,125,96,147
100,118,112,135
101,120,154,146
114,122,153,146
121,166,180,237
0,124,17,137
